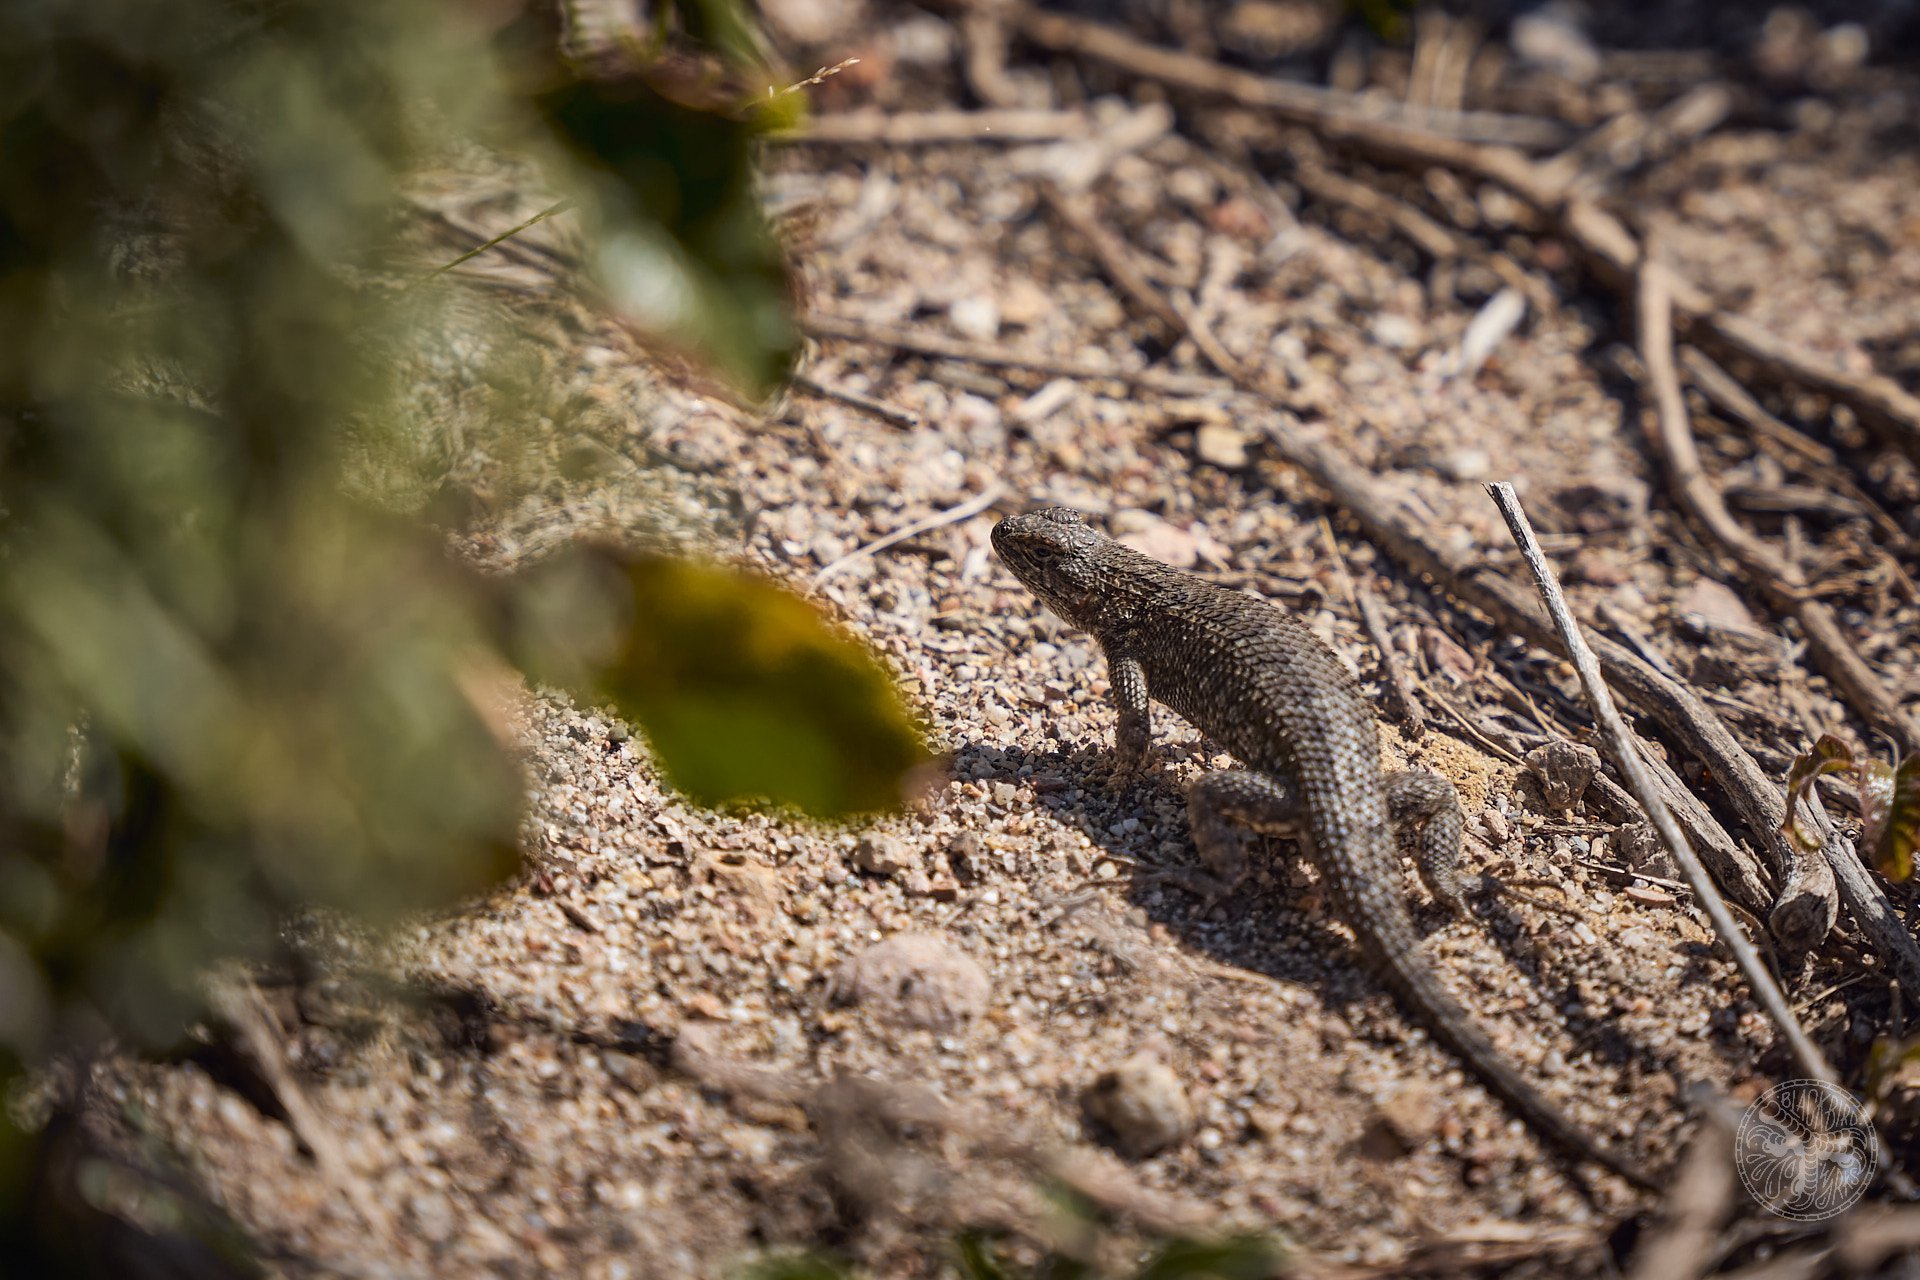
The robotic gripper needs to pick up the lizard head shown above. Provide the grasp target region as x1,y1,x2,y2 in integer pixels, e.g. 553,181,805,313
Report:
991,506,1112,628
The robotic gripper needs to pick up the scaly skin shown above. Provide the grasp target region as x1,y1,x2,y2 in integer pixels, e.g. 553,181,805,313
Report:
993,506,1654,1192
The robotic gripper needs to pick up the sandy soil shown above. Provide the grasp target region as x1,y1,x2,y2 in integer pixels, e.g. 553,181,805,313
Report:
101,5,1920,1276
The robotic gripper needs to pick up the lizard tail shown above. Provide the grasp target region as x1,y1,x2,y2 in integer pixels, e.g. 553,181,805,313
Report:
1368,922,1662,1194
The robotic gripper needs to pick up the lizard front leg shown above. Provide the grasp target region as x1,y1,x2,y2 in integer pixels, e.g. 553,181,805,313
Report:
1385,769,1468,913
1180,769,1304,900
1106,649,1152,776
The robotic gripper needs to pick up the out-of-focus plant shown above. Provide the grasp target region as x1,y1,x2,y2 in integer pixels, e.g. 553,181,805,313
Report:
0,0,926,1268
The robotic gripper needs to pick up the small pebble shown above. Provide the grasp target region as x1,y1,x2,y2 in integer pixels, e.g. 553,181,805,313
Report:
1525,740,1602,810
1083,1053,1192,1157
1194,423,1251,469
827,933,991,1029
852,834,914,878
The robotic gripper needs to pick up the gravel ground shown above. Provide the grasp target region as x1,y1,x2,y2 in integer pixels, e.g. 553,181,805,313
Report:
100,5,1920,1276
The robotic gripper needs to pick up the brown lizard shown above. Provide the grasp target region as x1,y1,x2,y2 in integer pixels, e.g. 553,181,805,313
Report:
993,506,1656,1192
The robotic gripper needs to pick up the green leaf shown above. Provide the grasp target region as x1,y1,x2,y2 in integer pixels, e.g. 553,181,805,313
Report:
1862,753,1920,882
954,1232,1019,1280
1133,1236,1290,1280
1864,1033,1920,1107
1781,734,1857,852
536,71,796,397
509,546,931,818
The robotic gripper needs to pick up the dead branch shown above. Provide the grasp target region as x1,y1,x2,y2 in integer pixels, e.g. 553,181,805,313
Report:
812,485,1005,584
790,372,923,430
997,3,1572,151
1798,789,1920,1001
1037,182,1189,342
775,108,1091,146
1252,418,1793,924
1639,261,1919,755
803,312,1231,396
1485,481,1840,1097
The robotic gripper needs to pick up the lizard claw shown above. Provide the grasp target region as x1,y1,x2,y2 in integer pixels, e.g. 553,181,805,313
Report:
1107,748,1151,787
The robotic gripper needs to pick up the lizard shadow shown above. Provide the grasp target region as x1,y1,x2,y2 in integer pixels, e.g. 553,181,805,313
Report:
966,734,1663,1081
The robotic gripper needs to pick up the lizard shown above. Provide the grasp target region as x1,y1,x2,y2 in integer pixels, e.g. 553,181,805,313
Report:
991,505,1657,1193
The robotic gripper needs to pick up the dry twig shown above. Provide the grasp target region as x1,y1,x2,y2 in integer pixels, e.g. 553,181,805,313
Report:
1037,181,1188,342
1796,789,1920,1000
997,3,1571,151
790,371,923,430
1543,82,1733,201
1254,420,1781,916
1319,518,1427,737
1680,346,1912,554
1290,161,1464,261
1639,261,1919,755
1485,481,1839,1095
1210,75,1920,465
812,486,1005,584
205,976,401,1253
803,312,1230,396
776,107,1092,146
1355,582,1428,739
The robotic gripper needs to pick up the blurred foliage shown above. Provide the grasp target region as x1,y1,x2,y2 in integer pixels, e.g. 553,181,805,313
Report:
0,0,923,1268
1783,735,1920,880
1345,0,1415,45
510,547,929,816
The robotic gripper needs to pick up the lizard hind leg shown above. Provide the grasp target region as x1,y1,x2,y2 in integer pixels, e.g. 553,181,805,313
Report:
1385,768,1468,913
1180,768,1305,900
